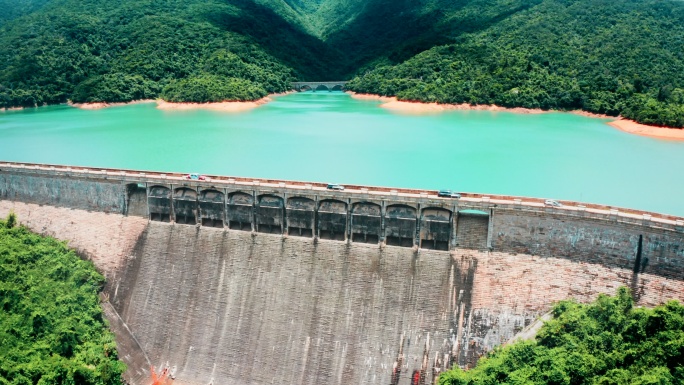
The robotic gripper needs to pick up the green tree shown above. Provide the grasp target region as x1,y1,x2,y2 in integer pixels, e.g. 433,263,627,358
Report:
438,288,684,385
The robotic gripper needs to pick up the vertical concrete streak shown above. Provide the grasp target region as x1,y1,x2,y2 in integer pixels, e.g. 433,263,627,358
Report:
3,200,683,383
111,224,456,385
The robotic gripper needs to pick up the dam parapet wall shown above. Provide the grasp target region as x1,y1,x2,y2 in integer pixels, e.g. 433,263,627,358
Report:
1,162,683,384
1,161,682,252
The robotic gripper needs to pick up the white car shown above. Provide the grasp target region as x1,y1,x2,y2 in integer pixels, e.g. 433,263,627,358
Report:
545,199,562,207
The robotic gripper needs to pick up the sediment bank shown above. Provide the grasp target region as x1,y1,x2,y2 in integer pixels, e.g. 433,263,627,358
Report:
156,97,271,112
607,119,684,140
69,99,156,110
347,92,684,140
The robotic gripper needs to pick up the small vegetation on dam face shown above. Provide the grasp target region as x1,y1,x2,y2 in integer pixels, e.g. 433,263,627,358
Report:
439,287,684,385
0,214,125,385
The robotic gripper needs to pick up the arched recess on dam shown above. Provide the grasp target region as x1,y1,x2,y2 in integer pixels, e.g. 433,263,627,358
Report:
385,204,417,247
420,207,452,250
199,189,225,228
173,187,198,225
148,185,171,222
125,183,147,217
456,209,490,250
287,196,315,238
351,202,382,244
227,191,254,231
318,199,347,241
256,194,284,234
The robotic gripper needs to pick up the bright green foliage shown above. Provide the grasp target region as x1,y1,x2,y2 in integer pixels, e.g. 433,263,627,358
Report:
2,0,684,125
0,215,125,385
71,73,158,104
161,75,267,103
0,0,306,106
347,0,684,127
438,288,684,385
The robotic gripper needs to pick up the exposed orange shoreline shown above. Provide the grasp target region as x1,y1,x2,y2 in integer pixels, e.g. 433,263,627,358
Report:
69,92,299,112
347,92,684,141
155,97,271,112
68,99,157,110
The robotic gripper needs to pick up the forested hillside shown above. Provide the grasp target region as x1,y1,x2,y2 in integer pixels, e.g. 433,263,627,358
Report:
438,288,684,385
0,213,125,384
1,0,684,126
346,0,684,127
0,0,340,106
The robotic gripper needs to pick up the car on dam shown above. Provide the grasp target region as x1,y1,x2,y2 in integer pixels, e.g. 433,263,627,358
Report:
185,173,206,181
437,189,461,198
326,183,345,191
545,199,563,207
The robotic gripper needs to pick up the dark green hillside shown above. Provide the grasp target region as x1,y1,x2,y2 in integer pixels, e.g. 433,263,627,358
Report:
0,0,49,26
439,288,684,385
0,0,339,107
1,0,684,126
0,213,125,384
325,0,542,74
347,0,684,127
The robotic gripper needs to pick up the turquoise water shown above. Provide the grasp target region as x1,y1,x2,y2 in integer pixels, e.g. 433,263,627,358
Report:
1,91,683,215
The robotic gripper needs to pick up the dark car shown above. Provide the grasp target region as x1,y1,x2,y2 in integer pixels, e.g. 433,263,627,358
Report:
327,183,345,191
438,190,461,198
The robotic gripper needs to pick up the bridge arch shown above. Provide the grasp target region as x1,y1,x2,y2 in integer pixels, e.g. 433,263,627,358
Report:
420,207,453,250
199,189,225,228
173,187,198,225
287,197,315,237
292,81,348,92
351,202,382,244
318,199,348,240
256,194,284,234
148,186,172,222
385,204,417,247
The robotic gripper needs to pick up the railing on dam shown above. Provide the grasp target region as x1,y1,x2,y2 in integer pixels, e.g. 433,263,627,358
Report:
1,161,683,251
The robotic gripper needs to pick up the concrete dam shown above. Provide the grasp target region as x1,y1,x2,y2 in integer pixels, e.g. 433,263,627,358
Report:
1,162,683,385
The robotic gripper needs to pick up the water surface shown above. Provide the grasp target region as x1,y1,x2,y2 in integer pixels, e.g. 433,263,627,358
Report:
1,92,683,215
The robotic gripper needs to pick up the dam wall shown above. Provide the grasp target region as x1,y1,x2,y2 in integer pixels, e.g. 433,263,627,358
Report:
1,162,683,384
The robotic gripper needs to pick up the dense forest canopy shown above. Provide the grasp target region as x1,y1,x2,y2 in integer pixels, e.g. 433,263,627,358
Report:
1,0,683,126
346,0,684,127
438,288,684,385
0,213,126,384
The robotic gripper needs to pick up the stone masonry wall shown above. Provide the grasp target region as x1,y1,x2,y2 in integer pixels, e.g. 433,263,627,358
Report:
491,209,684,278
0,202,151,382
109,224,459,385
2,179,684,385
0,172,126,213
0,201,147,278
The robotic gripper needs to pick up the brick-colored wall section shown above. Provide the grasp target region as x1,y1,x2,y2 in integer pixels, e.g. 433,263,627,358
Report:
456,215,489,250
491,209,684,278
1,201,683,384
455,250,684,365
0,201,147,277
110,223,459,385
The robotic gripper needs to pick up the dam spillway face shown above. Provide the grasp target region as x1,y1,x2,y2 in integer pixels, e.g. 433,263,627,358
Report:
111,225,458,385
1,163,684,385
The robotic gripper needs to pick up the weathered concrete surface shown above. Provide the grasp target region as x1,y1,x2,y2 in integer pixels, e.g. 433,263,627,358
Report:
1,202,683,384
0,202,151,381
0,201,147,277
1,165,682,384
109,224,456,385
492,209,684,281
0,173,125,213
108,224,684,384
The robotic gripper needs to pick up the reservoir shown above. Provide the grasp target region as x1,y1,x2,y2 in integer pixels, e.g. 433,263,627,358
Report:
1,91,683,216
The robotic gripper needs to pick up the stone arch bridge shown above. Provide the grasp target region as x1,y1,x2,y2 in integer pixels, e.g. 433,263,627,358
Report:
292,81,348,92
